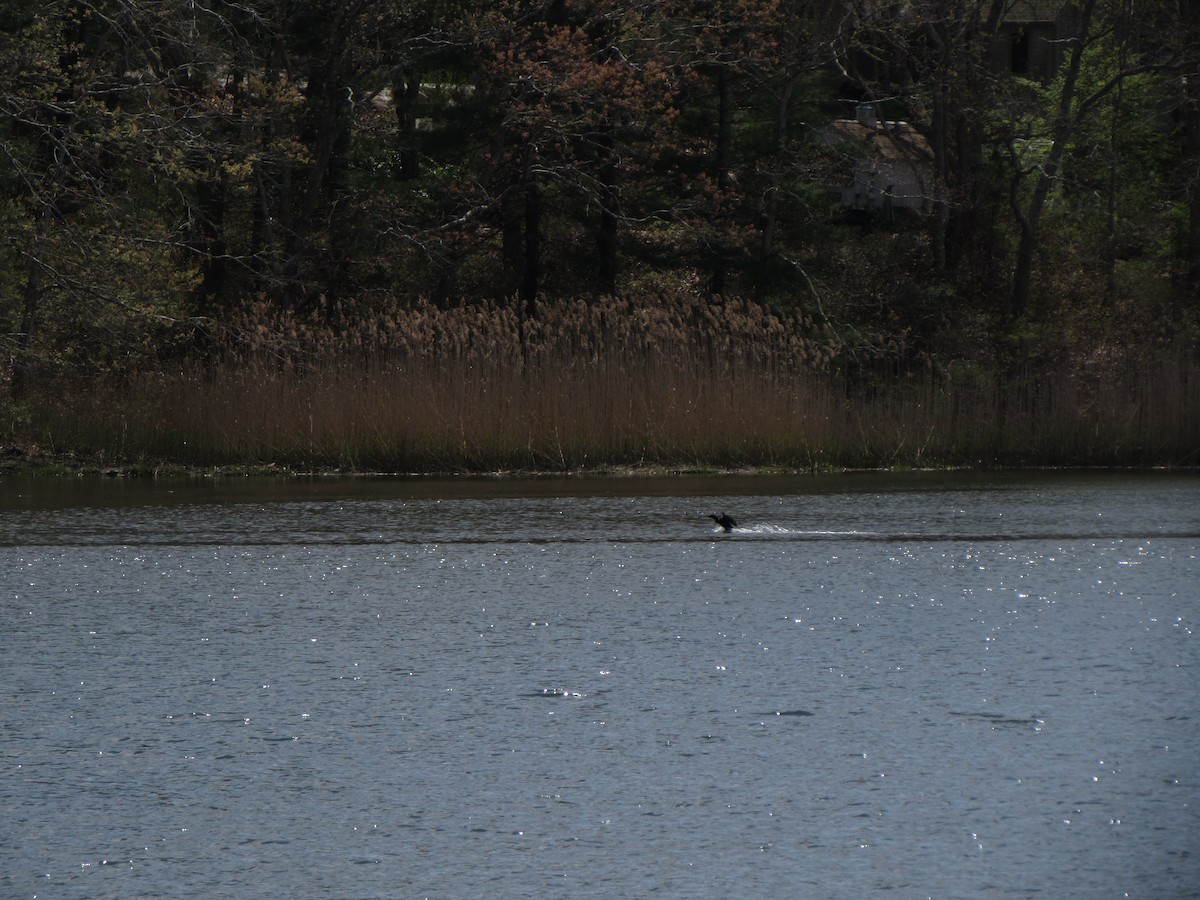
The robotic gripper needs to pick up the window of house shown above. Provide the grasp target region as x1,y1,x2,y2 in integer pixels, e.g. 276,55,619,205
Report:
1011,28,1030,75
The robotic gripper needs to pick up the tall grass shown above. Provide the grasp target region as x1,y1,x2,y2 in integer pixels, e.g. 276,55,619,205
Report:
18,292,1200,471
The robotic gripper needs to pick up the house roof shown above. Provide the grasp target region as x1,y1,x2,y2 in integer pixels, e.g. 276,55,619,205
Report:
823,120,932,164
1003,0,1062,24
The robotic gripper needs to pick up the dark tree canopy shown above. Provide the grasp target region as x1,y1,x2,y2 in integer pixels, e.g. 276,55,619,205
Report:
1,0,1197,392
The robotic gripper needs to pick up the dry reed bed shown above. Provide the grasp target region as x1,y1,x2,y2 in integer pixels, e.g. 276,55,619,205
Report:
27,293,1200,470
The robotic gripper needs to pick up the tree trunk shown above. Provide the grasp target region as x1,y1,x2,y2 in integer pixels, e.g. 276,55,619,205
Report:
522,180,541,312
394,69,421,181
253,44,289,294
502,143,537,301
10,254,42,400
710,64,733,297
193,172,229,307
288,61,353,307
929,83,949,272
1104,0,1132,297
501,184,524,297
1010,0,1096,319
596,124,619,294
1184,0,1200,300
755,71,800,302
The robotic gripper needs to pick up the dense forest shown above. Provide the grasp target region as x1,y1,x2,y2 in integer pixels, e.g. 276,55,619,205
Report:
2,0,1198,472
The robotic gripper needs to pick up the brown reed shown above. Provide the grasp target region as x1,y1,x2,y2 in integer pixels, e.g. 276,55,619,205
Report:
17,292,1200,471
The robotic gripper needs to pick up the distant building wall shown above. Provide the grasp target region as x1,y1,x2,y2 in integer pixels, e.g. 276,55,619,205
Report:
820,112,935,214
991,2,1079,82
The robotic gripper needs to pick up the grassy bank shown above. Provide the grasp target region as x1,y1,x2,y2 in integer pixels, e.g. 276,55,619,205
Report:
6,294,1198,474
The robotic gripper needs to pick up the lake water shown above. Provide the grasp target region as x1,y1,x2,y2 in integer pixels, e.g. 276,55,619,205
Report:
1,471,1197,899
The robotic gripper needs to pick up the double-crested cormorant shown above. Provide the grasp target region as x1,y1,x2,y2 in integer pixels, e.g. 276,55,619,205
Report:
709,513,737,532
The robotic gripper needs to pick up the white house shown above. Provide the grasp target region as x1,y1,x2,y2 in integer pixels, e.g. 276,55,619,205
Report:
820,104,935,214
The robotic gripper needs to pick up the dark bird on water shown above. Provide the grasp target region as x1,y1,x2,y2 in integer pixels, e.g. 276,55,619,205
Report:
709,513,737,532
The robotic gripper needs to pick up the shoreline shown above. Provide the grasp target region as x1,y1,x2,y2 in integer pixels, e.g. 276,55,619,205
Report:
3,444,1193,481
